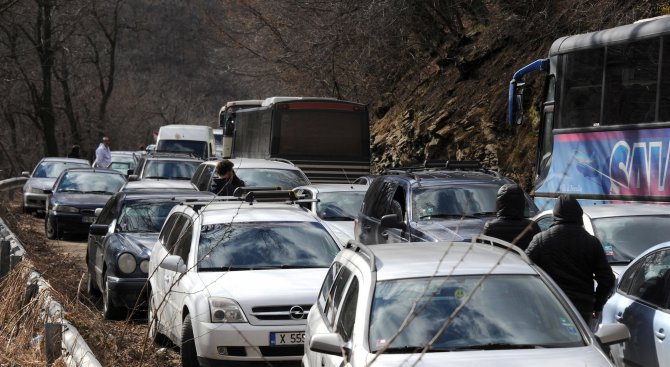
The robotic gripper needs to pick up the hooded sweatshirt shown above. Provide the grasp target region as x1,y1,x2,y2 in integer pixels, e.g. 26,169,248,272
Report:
482,184,540,250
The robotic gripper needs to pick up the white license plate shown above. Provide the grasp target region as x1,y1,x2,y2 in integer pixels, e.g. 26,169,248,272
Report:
82,216,96,223
269,332,305,345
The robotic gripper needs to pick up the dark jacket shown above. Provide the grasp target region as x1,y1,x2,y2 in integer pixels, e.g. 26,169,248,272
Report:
211,175,245,196
482,184,540,250
526,195,615,315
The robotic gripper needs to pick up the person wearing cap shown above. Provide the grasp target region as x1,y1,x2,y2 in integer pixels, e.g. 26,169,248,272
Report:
67,144,81,159
482,184,540,250
211,159,245,196
93,136,111,168
526,195,614,325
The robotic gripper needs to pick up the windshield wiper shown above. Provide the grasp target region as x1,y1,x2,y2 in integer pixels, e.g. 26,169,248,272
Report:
171,177,192,180
378,346,425,354
608,260,631,265
144,176,169,179
419,214,477,220
199,266,255,272
279,264,328,269
439,343,552,351
58,189,83,193
322,216,354,221
86,190,114,194
469,211,497,217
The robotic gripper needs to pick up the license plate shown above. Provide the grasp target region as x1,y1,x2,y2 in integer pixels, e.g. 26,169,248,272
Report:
82,216,96,223
269,332,305,345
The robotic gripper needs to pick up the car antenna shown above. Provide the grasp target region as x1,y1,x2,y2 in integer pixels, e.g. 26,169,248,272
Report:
341,168,353,188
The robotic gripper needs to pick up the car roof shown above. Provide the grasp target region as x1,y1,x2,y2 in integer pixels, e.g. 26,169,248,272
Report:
122,190,214,201
357,242,536,281
535,203,670,220
111,151,136,156
380,169,507,187
63,167,122,175
39,157,90,164
200,158,302,170
199,202,320,225
122,179,196,192
294,184,368,193
143,153,202,162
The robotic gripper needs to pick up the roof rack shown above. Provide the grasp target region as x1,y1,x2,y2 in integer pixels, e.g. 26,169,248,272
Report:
383,160,498,177
243,190,297,203
232,186,282,197
345,240,376,271
470,235,531,263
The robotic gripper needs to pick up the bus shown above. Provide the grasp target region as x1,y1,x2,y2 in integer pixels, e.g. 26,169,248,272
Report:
232,97,371,183
217,100,263,158
508,16,670,207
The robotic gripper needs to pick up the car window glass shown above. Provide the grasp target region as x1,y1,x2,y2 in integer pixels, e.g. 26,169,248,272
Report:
626,249,670,307
361,179,383,217
592,216,670,264
325,267,353,327
370,181,396,219
317,192,365,220
163,214,186,252
159,214,177,246
172,221,193,265
198,165,214,190
318,262,342,311
535,215,553,232
335,276,359,341
235,168,310,190
618,259,644,294
191,165,205,186
97,195,118,225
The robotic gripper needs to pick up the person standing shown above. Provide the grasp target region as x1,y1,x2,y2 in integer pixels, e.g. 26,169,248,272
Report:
93,136,111,168
482,184,540,250
67,145,81,159
211,159,245,196
525,195,614,325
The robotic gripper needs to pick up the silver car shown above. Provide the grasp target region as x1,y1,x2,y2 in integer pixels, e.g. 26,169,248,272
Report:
22,157,90,213
303,237,629,367
601,241,670,367
533,204,670,276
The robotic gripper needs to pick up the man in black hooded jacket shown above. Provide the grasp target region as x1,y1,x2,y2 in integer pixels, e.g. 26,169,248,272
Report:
482,184,540,250
526,195,614,324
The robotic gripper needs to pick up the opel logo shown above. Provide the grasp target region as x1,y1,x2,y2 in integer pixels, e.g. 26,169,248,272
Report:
289,306,305,320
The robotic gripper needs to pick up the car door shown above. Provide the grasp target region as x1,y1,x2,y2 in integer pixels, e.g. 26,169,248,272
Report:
152,213,181,340
614,249,670,367
161,214,190,339
166,216,194,341
321,267,358,367
88,195,119,285
357,179,394,245
382,184,410,244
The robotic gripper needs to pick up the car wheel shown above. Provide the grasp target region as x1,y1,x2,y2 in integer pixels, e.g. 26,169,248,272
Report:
102,272,124,320
181,314,199,367
86,270,100,296
45,214,59,240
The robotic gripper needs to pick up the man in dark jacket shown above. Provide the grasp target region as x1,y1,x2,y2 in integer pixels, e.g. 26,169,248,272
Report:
211,159,245,196
482,184,540,250
526,195,614,325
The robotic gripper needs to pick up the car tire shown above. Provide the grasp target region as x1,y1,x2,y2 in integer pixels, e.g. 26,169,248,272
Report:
102,271,124,320
86,270,100,296
181,314,199,367
45,214,59,240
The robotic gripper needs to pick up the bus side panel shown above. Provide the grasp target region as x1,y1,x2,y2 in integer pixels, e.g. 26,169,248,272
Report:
233,108,272,159
535,128,670,203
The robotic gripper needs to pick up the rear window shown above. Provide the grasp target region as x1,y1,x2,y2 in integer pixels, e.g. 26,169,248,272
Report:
33,161,89,178
235,168,310,190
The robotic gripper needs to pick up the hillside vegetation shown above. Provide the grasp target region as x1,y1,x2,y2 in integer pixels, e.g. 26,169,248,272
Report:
0,0,666,187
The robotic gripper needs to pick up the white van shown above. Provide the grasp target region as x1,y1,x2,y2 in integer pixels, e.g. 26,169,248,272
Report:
155,124,215,160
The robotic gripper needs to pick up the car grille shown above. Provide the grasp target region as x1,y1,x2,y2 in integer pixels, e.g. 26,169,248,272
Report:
251,305,312,320
258,346,304,357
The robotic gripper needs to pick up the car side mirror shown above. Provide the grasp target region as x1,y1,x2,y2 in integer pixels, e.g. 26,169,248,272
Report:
380,213,406,231
128,175,139,182
309,333,350,358
594,323,630,346
89,224,109,236
159,254,187,274
513,81,526,125
94,208,103,217
21,171,30,177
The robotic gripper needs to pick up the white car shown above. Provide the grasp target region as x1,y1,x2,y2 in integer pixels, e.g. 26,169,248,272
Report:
148,190,342,366
190,158,311,192
22,157,90,213
294,184,368,242
303,237,630,367
533,203,670,276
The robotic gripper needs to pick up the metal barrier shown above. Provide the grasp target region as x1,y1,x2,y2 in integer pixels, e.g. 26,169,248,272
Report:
0,176,27,192
0,217,102,367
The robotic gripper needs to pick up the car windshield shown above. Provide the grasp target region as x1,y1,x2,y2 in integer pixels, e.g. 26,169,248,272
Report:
197,222,339,270
156,140,208,159
142,160,200,180
117,200,178,233
592,215,670,263
316,192,365,220
33,161,88,178
369,275,585,353
412,185,500,219
235,168,310,190
109,162,131,174
56,172,126,194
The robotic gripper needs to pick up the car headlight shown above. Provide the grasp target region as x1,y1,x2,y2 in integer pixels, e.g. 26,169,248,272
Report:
53,204,79,213
209,297,248,323
117,253,137,274
139,259,149,274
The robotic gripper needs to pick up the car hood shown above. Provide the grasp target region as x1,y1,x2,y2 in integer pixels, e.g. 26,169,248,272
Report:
366,346,612,367
323,221,355,243
413,217,491,241
27,178,56,191
196,268,327,325
51,193,113,208
116,232,158,255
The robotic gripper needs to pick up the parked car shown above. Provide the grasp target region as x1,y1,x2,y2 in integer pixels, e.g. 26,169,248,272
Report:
22,157,90,214
86,189,215,319
355,161,537,245
304,238,629,367
294,184,368,241
190,158,311,192
107,151,141,175
121,179,198,193
601,241,670,367
148,190,341,366
130,152,202,182
45,168,126,239
533,203,670,276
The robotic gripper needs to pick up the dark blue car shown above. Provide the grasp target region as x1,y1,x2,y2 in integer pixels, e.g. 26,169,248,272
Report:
86,189,215,319
45,168,127,239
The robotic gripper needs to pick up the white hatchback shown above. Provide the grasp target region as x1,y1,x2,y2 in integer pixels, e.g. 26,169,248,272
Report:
148,191,342,367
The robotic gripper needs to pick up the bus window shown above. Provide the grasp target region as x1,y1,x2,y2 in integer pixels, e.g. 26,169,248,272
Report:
559,48,604,129
603,38,660,125
660,36,670,121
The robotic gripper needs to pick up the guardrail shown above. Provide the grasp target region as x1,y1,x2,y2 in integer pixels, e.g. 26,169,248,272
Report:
0,176,27,192
0,203,102,366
